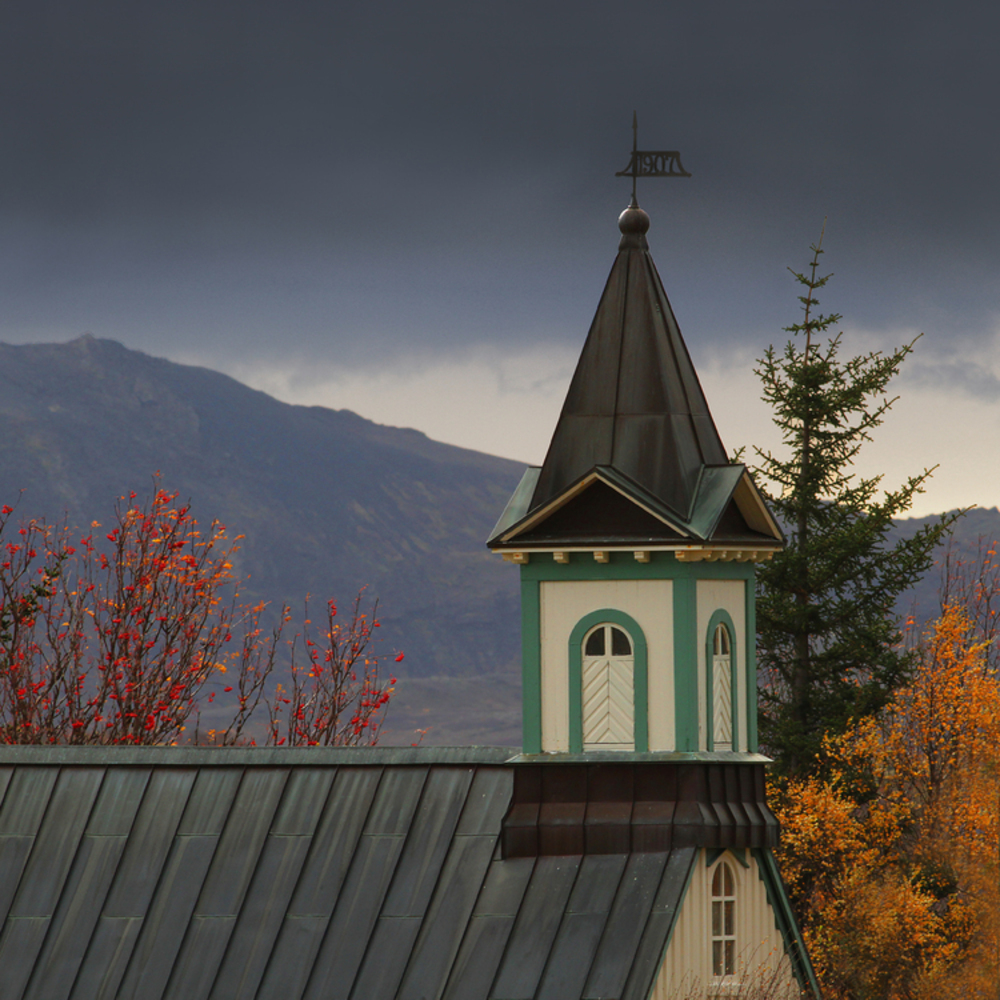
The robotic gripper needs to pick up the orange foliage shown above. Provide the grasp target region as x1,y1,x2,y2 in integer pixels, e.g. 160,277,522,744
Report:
773,603,999,1000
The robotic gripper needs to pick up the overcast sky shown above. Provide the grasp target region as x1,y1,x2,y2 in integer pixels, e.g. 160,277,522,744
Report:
2,1,998,517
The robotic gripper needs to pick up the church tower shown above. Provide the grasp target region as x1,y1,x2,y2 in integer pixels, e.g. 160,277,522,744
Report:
488,199,782,758
488,152,819,997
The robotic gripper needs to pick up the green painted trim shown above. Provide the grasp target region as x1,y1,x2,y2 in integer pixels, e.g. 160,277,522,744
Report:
707,847,749,869
567,609,648,752
507,750,773,764
520,574,542,753
705,609,739,752
753,849,822,999
520,551,756,583
673,577,699,751
746,573,758,752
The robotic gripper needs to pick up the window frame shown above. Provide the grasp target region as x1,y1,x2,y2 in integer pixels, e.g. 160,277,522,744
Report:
709,858,739,991
705,609,739,751
567,609,648,753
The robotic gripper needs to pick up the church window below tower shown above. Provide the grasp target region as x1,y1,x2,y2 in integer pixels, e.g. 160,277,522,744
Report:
581,623,634,750
712,622,733,750
711,860,737,983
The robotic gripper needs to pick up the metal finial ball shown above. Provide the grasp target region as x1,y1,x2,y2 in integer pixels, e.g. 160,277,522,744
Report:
618,205,650,236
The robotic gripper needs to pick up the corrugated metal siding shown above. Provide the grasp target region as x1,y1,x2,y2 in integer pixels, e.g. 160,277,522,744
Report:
652,848,798,999
0,751,701,1000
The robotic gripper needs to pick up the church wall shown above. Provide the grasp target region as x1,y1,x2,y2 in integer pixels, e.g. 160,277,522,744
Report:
538,578,674,752
653,849,797,999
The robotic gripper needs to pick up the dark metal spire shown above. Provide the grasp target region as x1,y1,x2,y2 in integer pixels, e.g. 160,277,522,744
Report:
488,130,782,551
528,193,727,521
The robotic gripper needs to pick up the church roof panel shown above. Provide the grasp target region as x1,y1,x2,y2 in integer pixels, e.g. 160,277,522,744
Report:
0,748,708,1000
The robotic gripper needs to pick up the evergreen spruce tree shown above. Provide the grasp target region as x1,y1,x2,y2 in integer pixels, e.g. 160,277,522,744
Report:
754,236,954,776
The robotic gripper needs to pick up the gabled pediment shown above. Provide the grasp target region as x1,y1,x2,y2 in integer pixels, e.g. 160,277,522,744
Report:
488,463,783,550
691,466,784,545
488,466,692,548
730,469,784,541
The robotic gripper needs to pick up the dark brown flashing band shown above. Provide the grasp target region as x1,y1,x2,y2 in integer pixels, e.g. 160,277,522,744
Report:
501,762,779,858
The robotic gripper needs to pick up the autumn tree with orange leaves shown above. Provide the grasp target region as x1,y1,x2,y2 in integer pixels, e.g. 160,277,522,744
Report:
772,597,1000,1000
0,483,398,745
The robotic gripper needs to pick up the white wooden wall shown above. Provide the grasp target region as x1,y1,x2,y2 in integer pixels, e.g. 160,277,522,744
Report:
696,580,748,752
652,850,797,999
538,579,674,752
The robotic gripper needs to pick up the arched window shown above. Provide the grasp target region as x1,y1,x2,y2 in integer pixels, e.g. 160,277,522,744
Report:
567,609,648,753
705,610,738,752
712,623,733,749
581,623,634,750
711,861,737,981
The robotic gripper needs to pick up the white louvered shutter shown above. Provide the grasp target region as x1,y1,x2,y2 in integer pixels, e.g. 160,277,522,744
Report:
712,624,732,749
582,624,634,750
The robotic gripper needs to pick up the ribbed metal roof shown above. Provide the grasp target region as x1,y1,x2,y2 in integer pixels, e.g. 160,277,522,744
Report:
0,748,700,1000
530,205,728,521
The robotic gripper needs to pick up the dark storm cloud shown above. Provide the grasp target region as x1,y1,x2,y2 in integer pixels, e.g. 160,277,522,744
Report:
2,0,999,368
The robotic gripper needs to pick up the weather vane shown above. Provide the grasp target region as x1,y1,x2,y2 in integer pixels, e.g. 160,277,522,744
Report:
615,112,691,203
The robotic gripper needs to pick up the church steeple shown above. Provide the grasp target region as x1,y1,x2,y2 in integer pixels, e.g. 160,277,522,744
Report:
489,190,782,757
484,154,818,999
531,202,727,521
488,204,781,556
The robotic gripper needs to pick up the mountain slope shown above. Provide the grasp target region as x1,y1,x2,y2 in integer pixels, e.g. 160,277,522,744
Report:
891,505,1000,623
0,336,525,711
